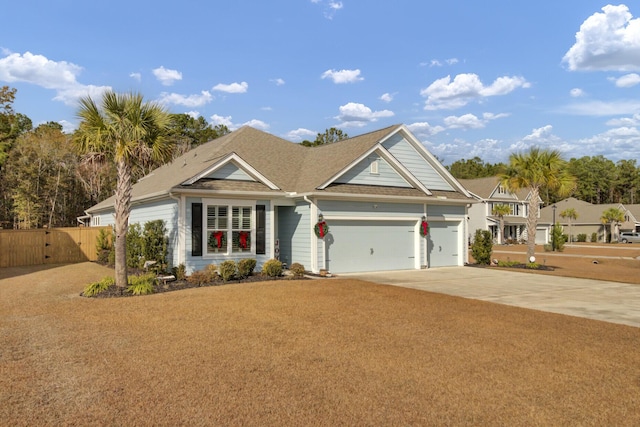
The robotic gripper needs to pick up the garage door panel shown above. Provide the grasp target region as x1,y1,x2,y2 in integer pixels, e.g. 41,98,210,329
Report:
427,221,460,267
326,220,414,273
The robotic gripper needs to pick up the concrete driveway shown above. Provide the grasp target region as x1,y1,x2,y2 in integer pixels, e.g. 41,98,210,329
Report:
342,267,640,328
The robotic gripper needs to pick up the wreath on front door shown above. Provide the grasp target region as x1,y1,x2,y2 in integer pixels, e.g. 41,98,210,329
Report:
314,220,329,238
419,220,429,237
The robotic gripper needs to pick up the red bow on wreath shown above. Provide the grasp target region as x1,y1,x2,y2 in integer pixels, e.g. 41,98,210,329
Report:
212,231,225,248
238,231,249,249
420,220,429,237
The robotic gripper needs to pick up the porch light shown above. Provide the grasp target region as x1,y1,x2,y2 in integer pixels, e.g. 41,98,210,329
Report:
421,215,426,222
318,214,324,222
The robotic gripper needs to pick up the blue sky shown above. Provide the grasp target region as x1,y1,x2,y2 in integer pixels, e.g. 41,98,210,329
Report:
2,1,640,165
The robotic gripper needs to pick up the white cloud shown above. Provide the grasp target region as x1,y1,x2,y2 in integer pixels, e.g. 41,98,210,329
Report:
335,102,394,127
442,112,509,130
563,4,640,71
0,51,111,105
212,81,248,93
426,137,503,165
209,114,234,128
286,128,317,141
406,121,445,137
380,92,394,102
614,73,640,87
570,88,585,97
271,78,285,86
420,73,529,110
129,72,141,82
58,119,75,134
558,100,640,116
241,119,269,130
158,91,213,107
313,0,343,19
321,69,363,84
427,58,459,67
186,111,200,119
575,126,640,160
152,66,182,86
606,113,640,126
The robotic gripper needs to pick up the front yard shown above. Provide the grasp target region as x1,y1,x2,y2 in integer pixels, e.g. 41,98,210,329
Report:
1,262,639,425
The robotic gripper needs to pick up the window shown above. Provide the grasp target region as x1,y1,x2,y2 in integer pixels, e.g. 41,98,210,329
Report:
204,202,253,255
497,186,506,194
91,216,101,226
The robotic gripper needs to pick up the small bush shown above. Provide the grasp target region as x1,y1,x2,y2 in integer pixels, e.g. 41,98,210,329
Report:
127,273,156,295
289,262,305,278
497,260,520,268
551,223,565,252
543,244,552,252
187,270,210,286
126,223,144,268
471,229,493,265
83,276,115,297
525,262,540,269
95,228,113,264
205,263,218,281
172,263,187,281
237,258,256,278
262,259,283,277
577,233,587,243
219,260,237,282
591,232,598,243
142,220,168,272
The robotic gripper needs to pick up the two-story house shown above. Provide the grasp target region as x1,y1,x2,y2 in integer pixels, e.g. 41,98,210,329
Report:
459,176,546,244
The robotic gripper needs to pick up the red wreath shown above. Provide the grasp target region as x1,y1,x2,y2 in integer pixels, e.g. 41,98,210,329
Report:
238,231,250,249
210,231,226,248
420,220,429,237
314,221,329,238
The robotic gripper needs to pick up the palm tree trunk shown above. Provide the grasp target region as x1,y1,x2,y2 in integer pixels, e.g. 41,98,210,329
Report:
526,187,540,260
114,158,132,288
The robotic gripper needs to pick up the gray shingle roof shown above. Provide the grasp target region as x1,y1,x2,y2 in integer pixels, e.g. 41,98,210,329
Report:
88,125,469,212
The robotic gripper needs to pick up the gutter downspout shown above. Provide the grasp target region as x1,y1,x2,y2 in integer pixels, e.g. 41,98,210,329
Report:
303,195,320,273
169,192,186,267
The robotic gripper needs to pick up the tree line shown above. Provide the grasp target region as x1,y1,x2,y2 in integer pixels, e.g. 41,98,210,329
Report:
446,155,640,205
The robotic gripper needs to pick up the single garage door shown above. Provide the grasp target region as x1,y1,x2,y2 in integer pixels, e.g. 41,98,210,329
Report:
326,220,415,273
427,221,460,267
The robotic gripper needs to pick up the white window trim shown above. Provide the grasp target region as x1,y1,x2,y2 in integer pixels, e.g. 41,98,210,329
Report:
203,198,256,257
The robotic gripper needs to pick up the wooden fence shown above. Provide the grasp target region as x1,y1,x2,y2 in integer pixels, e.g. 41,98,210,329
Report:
0,227,111,268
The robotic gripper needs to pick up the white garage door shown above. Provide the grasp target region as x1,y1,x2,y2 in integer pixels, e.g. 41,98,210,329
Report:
326,220,415,273
427,221,460,267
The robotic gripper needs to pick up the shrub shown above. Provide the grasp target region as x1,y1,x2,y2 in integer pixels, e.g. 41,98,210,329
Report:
127,273,156,295
497,260,520,268
142,220,168,272
187,270,210,286
95,227,113,264
126,223,144,268
289,262,305,278
219,260,237,282
172,263,187,281
551,223,565,252
525,262,540,269
591,232,598,243
83,276,115,297
262,258,283,277
237,258,257,279
577,233,587,243
471,229,493,265
205,263,218,281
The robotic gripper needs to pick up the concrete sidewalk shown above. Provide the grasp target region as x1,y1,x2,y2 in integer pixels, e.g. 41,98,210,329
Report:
343,267,640,328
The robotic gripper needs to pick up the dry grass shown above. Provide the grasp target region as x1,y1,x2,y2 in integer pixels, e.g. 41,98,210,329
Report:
1,261,640,426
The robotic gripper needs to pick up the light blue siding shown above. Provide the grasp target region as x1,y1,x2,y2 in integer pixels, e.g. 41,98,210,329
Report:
427,205,466,217
207,163,254,181
277,202,311,268
318,200,423,218
335,155,411,188
383,134,453,191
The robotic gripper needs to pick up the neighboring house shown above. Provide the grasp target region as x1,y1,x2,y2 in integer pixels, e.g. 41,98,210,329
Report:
459,176,547,244
540,197,639,242
86,125,474,274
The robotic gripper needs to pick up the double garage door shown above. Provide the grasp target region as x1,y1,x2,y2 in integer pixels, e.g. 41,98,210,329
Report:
326,220,459,273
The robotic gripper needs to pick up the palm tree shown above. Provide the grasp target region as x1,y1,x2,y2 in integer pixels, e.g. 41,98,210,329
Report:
560,208,578,243
600,207,625,243
500,148,576,260
74,91,171,288
491,204,512,244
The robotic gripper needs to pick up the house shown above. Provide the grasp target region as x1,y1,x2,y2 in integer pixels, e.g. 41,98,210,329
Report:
458,176,547,244
86,125,474,274
539,197,638,242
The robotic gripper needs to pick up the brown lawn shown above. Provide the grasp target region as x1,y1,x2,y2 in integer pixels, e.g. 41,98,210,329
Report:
1,259,640,426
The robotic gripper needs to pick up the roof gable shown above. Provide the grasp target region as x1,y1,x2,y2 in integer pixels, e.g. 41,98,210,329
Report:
183,153,279,190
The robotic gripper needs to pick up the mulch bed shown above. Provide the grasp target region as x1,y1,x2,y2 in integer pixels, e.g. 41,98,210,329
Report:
466,262,555,271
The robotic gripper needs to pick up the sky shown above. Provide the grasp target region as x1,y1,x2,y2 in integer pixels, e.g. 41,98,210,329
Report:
2,1,640,165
